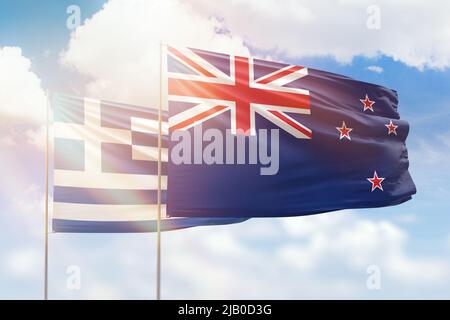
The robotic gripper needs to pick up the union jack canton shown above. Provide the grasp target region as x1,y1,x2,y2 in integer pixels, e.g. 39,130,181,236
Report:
167,46,312,138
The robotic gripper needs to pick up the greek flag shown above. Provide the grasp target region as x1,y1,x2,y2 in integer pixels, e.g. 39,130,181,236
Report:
51,93,246,232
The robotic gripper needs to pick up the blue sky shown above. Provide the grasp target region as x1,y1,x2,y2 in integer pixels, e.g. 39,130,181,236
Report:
1,0,450,299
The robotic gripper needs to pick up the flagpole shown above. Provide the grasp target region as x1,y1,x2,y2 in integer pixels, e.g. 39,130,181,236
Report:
156,42,164,300
44,90,50,300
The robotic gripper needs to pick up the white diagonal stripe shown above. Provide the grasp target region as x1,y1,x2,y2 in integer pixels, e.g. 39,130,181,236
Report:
169,46,232,80
169,99,233,128
253,106,312,139
268,67,309,86
250,81,310,95
254,65,309,85
250,103,311,115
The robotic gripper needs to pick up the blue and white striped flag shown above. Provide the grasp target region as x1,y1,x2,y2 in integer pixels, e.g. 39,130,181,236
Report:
51,93,246,232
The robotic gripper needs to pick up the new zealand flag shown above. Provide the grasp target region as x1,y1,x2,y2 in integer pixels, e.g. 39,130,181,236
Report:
166,46,416,218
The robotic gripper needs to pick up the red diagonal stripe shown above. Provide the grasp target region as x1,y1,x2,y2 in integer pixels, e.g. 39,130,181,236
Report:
269,110,312,138
170,105,228,130
257,66,303,84
168,46,216,78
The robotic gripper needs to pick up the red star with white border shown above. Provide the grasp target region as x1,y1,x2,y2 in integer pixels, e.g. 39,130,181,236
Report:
360,94,375,112
385,120,398,135
336,121,353,140
367,171,385,192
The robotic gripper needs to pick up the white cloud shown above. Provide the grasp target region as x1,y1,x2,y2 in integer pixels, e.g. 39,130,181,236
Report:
60,0,249,107
0,47,47,148
10,184,46,237
279,213,448,285
25,126,46,148
191,0,450,70
0,49,47,297
0,47,46,123
12,184,44,217
161,212,450,299
0,135,16,146
3,247,41,279
59,0,450,109
367,65,384,73
5,212,445,299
